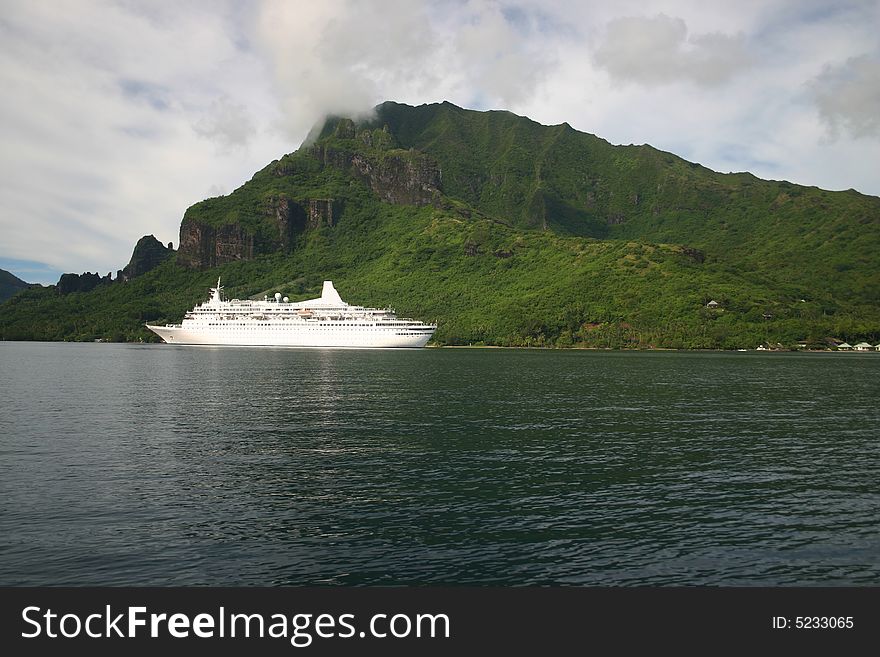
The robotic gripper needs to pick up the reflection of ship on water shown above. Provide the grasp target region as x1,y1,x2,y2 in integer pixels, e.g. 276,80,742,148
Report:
147,280,436,348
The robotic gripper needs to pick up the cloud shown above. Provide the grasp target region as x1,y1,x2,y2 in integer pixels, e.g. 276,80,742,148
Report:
809,53,880,139
444,1,557,107
253,0,556,139
2,0,556,275
193,96,257,152
119,78,171,111
0,1,282,275
1,0,880,281
594,14,753,86
253,0,432,139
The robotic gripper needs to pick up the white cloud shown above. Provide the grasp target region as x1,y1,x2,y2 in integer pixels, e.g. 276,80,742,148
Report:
253,0,556,140
0,0,283,277
594,14,752,86
0,0,879,281
810,53,880,139
193,96,257,152
519,1,880,196
447,1,557,107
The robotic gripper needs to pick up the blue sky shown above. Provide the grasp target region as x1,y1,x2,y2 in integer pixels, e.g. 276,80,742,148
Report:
1,0,878,284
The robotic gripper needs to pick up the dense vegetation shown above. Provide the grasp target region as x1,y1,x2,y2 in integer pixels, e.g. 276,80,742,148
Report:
2,101,879,348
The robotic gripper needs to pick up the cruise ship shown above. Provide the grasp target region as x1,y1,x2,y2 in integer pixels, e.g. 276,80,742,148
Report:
146,280,436,348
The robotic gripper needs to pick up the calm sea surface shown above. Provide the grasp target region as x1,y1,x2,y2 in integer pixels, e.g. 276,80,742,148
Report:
1,342,878,586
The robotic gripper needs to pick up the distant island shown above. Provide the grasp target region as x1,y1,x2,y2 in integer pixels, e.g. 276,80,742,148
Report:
0,269,37,303
1,101,878,349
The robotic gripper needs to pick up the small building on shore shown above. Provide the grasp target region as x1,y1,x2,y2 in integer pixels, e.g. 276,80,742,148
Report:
837,342,853,351
854,342,874,351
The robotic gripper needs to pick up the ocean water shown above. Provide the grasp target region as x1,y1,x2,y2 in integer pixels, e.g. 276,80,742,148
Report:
0,342,878,586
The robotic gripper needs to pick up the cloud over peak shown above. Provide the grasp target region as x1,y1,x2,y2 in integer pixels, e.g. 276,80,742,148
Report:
594,14,752,86
254,0,555,140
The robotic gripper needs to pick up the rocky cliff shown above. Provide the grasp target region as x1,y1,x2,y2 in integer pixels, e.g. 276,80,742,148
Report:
119,234,174,281
175,123,442,269
176,194,316,269
177,219,256,269
57,271,112,295
309,144,441,206
53,234,173,294
350,150,441,206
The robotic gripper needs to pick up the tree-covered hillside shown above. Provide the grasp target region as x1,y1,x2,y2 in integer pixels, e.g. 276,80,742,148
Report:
364,102,880,306
2,101,878,348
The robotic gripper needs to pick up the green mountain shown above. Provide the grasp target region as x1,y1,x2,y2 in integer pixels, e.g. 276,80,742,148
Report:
0,269,34,303
2,101,878,348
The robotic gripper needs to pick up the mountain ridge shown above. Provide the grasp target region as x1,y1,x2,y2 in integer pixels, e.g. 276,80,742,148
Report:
1,100,878,347
0,269,35,303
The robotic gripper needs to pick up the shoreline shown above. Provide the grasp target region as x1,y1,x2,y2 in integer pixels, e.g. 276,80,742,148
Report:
2,339,876,353
430,344,874,353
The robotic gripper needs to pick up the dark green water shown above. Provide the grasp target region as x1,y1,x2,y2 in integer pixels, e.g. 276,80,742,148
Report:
1,343,878,585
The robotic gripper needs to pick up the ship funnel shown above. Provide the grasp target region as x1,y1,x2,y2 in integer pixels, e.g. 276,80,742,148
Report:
321,280,344,305
210,277,223,303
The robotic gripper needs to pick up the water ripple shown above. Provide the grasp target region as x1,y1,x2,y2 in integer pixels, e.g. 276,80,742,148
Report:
1,344,878,585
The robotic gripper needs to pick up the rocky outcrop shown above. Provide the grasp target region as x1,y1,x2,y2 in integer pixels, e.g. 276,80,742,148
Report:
264,195,308,249
57,272,112,295
308,199,335,228
119,235,174,281
177,196,310,269
55,235,171,293
176,120,442,270
350,151,441,206
333,117,357,140
309,136,442,207
177,220,255,269
310,144,352,170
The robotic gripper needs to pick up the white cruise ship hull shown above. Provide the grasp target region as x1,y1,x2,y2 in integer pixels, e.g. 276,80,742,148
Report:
146,324,433,348
145,280,436,348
